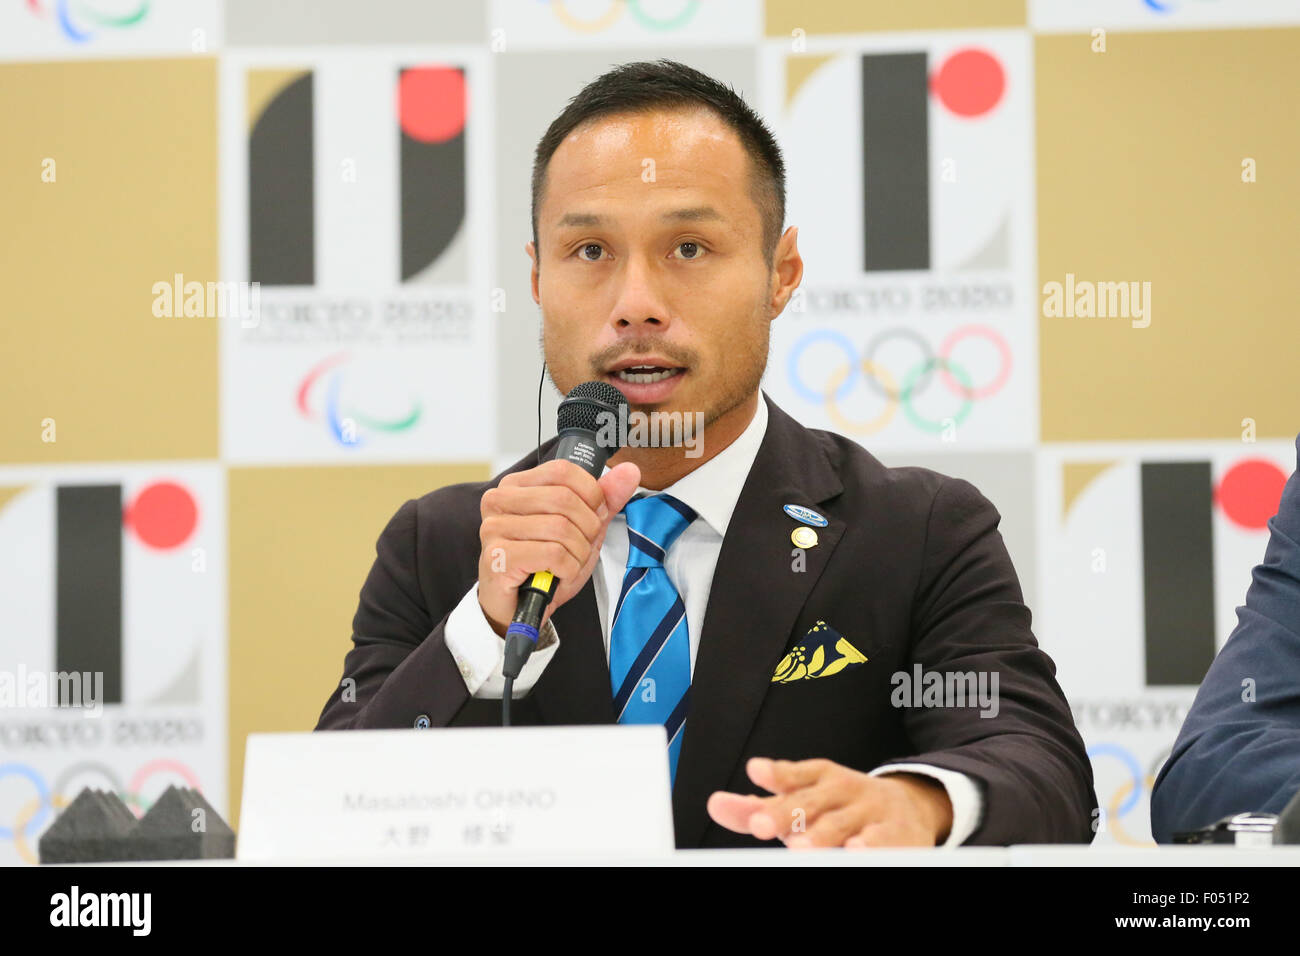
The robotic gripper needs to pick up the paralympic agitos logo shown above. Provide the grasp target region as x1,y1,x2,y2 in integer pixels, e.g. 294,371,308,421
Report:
25,0,149,43
295,352,422,448
1141,0,1222,12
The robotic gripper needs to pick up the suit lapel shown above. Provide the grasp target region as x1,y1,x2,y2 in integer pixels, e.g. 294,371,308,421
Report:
670,394,846,848
532,579,616,724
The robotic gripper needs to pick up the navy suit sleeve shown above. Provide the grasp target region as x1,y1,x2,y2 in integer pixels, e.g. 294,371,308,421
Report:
1150,436,1300,842
313,499,468,730
888,475,1098,844
313,496,541,731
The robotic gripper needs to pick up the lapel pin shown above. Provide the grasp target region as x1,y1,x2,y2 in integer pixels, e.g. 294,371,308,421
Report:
783,504,828,527
791,526,819,549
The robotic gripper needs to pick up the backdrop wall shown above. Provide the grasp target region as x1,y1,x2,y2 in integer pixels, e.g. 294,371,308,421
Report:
2,0,1298,861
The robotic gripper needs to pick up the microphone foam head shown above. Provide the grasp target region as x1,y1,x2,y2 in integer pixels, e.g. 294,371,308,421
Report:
557,380,628,445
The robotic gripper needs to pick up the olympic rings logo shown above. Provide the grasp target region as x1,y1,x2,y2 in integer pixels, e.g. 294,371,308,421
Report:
0,759,202,865
785,325,1013,435
1087,743,1171,846
548,0,700,33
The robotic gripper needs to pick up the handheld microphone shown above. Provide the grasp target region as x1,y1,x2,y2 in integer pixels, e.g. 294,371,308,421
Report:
502,380,629,685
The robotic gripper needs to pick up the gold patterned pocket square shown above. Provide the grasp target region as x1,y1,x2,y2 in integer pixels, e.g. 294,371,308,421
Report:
771,620,868,683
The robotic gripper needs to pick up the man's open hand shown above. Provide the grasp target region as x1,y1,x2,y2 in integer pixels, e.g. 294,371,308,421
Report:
706,757,954,848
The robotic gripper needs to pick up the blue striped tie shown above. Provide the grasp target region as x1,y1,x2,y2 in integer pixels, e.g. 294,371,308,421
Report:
609,493,696,787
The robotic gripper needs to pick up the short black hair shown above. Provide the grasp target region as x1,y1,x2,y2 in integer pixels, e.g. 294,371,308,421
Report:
531,58,786,267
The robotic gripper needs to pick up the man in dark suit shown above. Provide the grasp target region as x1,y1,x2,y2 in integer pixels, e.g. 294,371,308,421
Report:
1150,434,1300,841
316,59,1096,849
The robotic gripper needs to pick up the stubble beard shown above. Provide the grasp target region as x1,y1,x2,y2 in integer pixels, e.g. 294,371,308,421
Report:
539,309,772,431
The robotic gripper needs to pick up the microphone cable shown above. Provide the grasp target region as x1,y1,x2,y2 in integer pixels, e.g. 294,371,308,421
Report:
505,360,547,727
536,361,546,468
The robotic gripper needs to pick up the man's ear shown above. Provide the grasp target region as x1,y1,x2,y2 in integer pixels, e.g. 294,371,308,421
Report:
525,240,541,305
768,225,804,318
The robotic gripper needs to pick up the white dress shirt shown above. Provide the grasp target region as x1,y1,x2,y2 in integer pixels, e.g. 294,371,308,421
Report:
443,396,982,846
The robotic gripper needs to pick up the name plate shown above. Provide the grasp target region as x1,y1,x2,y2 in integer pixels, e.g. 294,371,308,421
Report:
237,725,675,860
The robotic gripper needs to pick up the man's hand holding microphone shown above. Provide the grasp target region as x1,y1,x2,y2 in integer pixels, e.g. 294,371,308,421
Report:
477,456,641,638
475,382,636,717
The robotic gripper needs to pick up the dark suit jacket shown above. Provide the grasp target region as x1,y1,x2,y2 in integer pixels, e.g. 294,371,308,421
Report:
1150,435,1300,842
316,393,1097,848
